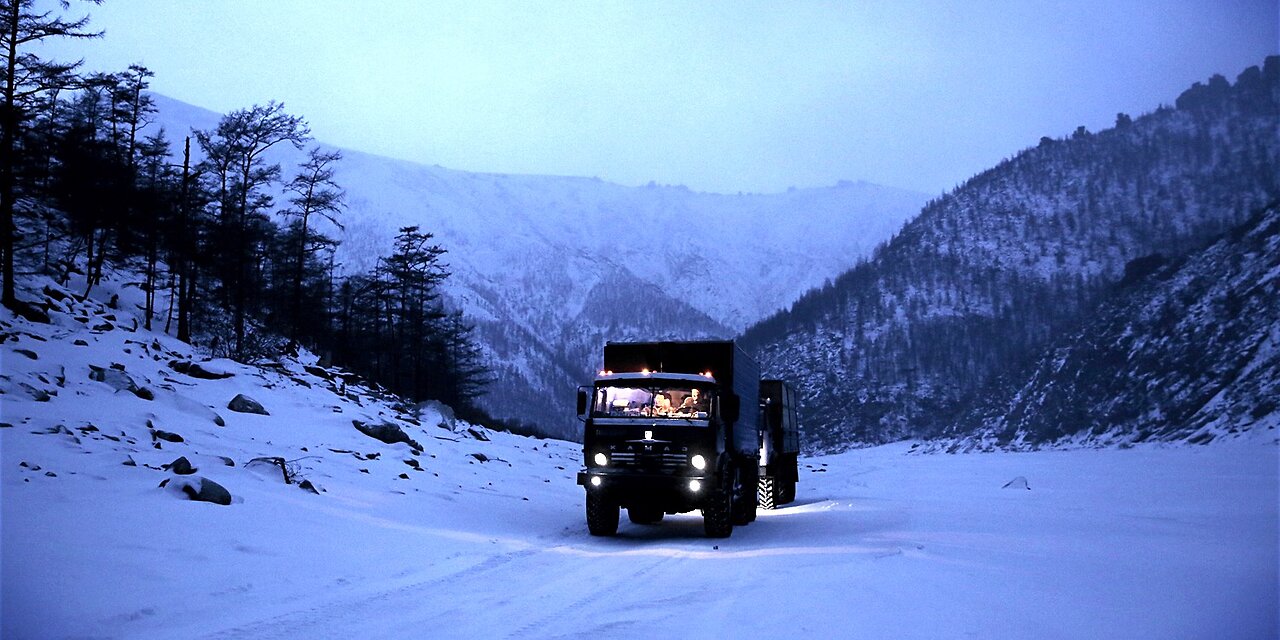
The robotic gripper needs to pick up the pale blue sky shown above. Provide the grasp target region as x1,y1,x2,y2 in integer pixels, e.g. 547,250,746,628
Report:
38,1,1279,194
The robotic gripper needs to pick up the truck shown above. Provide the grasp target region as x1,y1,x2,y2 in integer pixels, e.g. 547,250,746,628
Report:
757,379,800,509
575,340,795,538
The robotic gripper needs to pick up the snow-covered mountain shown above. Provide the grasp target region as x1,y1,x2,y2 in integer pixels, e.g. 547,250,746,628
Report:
147,94,929,437
743,58,1280,450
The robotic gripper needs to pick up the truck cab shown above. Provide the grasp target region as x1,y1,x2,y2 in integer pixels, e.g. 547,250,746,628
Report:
576,341,761,538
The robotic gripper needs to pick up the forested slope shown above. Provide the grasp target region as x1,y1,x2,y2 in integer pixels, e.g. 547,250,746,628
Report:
743,58,1280,450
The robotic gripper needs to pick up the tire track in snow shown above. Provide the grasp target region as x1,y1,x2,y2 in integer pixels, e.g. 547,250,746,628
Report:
504,554,675,639
198,547,540,640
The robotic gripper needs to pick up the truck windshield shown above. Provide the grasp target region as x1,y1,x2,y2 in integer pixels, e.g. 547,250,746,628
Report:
592,385,712,420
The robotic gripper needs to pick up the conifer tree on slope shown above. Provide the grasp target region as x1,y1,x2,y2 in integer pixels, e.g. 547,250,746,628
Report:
1,0,100,311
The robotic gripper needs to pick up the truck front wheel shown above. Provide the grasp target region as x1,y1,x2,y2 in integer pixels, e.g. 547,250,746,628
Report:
704,470,736,538
586,491,619,536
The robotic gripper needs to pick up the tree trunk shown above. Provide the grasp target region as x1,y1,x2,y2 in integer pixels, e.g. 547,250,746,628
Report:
1,3,21,308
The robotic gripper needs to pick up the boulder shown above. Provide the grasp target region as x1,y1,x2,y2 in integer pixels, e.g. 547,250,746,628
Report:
89,365,139,393
18,382,50,402
166,456,196,475
161,476,232,505
8,299,50,324
227,394,268,415
352,420,422,451
169,360,234,380
152,429,184,443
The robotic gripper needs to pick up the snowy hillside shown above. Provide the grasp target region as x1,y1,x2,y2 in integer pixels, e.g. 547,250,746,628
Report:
146,94,929,438
947,204,1280,449
3,275,1276,639
744,58,1280,449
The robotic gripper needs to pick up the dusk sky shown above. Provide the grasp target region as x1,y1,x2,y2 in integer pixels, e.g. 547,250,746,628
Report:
38,0,1279,195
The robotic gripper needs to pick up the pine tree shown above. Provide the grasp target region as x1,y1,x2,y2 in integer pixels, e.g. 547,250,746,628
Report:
195,102,309,357
280,147,343,343
1,0,101,309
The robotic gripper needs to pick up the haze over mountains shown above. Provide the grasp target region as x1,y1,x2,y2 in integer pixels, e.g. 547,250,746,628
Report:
149,95,929,437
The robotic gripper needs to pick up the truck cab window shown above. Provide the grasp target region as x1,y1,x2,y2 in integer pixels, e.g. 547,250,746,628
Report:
592,385,712,420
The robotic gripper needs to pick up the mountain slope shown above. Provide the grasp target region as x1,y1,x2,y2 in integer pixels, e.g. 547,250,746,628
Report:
947,204,1280,449
148,95,929,437
742,58,1280,451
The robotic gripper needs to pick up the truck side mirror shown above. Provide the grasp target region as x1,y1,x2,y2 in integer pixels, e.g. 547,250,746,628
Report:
576,388,589,417
722,393,740,423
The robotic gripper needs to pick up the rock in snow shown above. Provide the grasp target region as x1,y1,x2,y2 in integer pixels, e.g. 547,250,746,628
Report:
160,476,232,506
165,456,196,475
352,420,422,451
227,394,269,415
169,360,235,380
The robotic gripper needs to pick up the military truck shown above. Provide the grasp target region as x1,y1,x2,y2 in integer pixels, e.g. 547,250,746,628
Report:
757,379,800,509
576,340,762,538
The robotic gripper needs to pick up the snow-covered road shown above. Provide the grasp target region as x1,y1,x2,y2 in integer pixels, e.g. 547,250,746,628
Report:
8,434,1274,639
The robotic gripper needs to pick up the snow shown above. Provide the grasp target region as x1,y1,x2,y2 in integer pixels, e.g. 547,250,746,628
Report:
2,277,1276,639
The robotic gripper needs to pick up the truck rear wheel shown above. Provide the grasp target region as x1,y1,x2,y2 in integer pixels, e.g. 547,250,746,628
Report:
779,476,797,505
758,476,777,510
627,505,664,525
586,492,619,536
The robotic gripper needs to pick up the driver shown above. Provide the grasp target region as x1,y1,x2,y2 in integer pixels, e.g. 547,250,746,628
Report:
680,388,708,413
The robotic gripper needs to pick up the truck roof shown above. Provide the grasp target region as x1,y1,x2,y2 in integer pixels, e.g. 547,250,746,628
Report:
595,371,717,384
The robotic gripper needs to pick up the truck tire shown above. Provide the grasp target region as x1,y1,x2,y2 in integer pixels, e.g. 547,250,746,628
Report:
703,479,734,538
586,492,619,536
758,476,777,510
628,505,664,525
779,477,797,505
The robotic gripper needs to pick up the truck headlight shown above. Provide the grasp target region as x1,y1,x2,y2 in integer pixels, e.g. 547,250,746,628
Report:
688,480,701,492
690,454,706,470
590,476,602,487
593,452,608,466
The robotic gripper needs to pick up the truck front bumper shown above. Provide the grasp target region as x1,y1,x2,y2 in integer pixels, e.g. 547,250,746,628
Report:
577,469,712,511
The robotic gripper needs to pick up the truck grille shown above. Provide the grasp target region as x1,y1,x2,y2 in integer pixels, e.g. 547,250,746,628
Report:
610,451,687,469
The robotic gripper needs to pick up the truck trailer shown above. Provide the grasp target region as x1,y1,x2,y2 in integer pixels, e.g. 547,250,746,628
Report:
575,340,795,538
